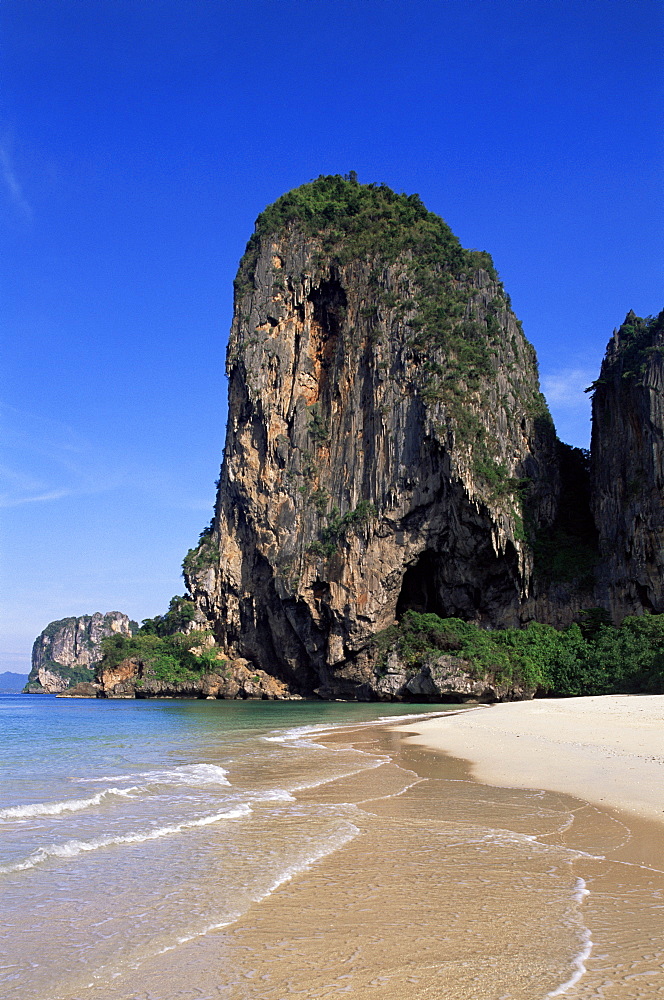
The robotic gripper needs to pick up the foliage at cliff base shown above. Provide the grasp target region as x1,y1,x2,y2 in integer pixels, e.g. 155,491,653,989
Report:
376,610,664,696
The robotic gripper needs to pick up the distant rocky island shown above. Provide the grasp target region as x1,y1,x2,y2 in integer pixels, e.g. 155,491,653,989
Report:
28,176,664,702
24,613,136,693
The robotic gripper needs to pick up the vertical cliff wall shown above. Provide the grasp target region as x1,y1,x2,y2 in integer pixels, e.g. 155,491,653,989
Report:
590,310,664,618
26,612,135,693
185,177,560,696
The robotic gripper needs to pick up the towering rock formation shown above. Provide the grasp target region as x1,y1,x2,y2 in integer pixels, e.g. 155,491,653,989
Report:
185,177,561,697
590,310,664,617
25,612,135,693
24,181,662,703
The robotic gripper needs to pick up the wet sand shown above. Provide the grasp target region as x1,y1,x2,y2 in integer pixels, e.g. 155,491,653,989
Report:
91,704,664,999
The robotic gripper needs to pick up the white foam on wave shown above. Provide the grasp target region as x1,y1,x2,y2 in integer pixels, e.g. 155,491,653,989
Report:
0,786,140,822
250,788,295,803
150,817,361,956
82,815,362,988
471,828,604,863
372,709,456,725
73,763,230,788
546,878,592,996
263,719,394,746
154,915,241,954
263,711,449,747
262,720,403,799
263,723,386,747
263,725,334,746
0,804,251,875
288,756,389,794
259,818,360,896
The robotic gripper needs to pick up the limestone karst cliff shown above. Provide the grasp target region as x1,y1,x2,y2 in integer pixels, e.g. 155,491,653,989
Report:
181,178,662,700
25,612,136,693
184,177,566,698
24,181,662,703
590,310,664,618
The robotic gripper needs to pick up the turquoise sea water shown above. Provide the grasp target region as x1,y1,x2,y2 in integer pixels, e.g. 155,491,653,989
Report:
0,694,439,999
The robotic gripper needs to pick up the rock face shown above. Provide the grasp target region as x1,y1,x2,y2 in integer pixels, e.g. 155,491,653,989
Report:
177,180,662,701
590,310,664,617
185,178,562,698
57,681,100,699
38,182,660,705
25,613,136,693
373,650,535,703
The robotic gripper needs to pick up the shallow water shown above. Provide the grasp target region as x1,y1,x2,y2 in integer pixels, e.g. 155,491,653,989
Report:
1,696,662,998
0,695,440,999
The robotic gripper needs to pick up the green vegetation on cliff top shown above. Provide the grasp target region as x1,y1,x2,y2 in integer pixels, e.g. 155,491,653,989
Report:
235,174,501,399
141,595,197,637
236,172,480,289
235,174,551,505
182,521,217,577
586,309,664,394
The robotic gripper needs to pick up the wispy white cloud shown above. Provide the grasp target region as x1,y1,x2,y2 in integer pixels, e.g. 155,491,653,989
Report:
0,404,125,508
0,489,72,509
541,368,594,408
0,403,217,513
0,144,32,220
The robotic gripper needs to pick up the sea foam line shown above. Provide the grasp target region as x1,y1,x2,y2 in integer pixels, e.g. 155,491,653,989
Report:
139,819,361,960
81,816,362,991
73,763,230,787
546,878,592,997
288,757,390,794
0,804,251,874
0,786,140,822
262,711,451,746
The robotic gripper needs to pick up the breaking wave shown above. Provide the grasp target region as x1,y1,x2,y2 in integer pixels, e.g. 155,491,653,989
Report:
0,804,251,875
0,786,140,821
73,763,230,787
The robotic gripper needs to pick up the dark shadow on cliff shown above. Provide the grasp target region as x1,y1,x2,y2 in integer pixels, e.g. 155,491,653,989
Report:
530,441,598,591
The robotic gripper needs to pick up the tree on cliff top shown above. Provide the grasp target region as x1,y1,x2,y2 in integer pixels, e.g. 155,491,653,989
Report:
235,174,496,294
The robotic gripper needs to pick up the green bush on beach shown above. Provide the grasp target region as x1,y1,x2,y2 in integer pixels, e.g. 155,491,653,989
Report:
377,609,664,696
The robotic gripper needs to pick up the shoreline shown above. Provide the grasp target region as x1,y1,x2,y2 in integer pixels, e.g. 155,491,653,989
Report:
394,694,664,827
58,703,664,999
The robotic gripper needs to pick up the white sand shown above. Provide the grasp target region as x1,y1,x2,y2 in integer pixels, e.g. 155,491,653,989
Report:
397,695,664,824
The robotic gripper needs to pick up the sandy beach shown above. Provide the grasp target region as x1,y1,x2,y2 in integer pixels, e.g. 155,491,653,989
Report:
78,700,664,999
397,694,664,826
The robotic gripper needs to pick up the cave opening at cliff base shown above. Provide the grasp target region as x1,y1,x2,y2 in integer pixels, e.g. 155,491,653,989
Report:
396,550,451,619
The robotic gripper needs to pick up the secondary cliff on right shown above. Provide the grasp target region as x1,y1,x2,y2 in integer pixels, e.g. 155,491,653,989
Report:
589,309,664,618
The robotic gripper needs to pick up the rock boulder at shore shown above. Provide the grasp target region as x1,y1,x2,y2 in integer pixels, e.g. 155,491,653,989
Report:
61,655,296,700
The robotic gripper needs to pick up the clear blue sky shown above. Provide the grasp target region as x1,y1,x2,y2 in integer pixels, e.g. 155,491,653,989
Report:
1,0,662,673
